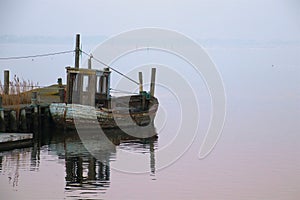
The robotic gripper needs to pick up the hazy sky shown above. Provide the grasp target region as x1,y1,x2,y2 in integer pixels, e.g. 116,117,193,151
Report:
0,0,300,85
0,0,300,40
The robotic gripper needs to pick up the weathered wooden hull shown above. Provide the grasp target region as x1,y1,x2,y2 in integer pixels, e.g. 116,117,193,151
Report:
49,96,158,130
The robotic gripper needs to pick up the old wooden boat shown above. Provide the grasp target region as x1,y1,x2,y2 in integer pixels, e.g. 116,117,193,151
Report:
50,67,159,130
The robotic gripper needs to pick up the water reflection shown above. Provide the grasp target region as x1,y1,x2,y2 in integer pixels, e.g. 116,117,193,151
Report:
61,128,158,198
0,127,157,199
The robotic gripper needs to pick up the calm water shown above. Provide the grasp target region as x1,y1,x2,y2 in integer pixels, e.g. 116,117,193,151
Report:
1,46,300,199
0,129,158,200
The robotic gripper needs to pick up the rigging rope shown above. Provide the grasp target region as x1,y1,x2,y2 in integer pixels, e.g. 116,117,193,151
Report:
81,50,139,85
109,88,139,95
0,48,139,86
0,50,75,60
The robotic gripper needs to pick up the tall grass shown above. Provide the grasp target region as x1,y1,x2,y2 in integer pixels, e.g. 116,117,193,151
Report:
0,75,38,109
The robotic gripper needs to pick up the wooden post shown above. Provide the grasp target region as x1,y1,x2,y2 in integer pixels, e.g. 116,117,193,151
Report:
42,107,50,129
150,68,156,97
66,67,72,104
30,91,39,134
59,89,65,103
88,56,92,69
9,110,17,132
20,108,27,132
0,97,5,132
139,72,143,93
75,34,80,69
57,78,63,87
4,70,9,95
139,72,146,110
0,109,5,132
57,78,65,103
31,92,38,105
32,106,39,134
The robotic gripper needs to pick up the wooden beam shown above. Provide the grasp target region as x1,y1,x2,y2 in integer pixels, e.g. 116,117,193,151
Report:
139,72,143,93
4,70,9,95
88,56,92,69
75,34,80,69
150,68,156,97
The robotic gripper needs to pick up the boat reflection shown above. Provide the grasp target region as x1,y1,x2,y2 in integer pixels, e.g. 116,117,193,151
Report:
49,127,158,198
0,126,157,199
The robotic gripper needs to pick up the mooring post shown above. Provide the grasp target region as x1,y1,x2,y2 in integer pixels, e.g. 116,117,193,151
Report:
20,108,27,132
150,68,156,97
4,70,9,95
88,56,92,69
0,96,5,132
9,110,17,132
43,107,50,129
139,72,146,110
59,89,65,103
0,110,5,132
57,78,62,87
139,72,143,93
31,92,38,105
75,34,80,69
32,106,39,134
31,91,39,134
58,78,65,103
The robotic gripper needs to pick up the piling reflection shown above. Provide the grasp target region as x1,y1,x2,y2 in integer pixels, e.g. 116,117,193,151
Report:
57,127,157,198
60,128,158,198
0,127,157,199
0,156,2,171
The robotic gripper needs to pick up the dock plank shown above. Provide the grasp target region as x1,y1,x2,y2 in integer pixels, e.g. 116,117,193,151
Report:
0,133,33,151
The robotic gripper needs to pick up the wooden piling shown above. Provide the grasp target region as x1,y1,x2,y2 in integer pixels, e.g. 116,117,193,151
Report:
19,109,27,132
66,70,72,104
57,78,65,103
0,109,5,132
75,34,80,69
9,110,17,132
88,57,92,69
139,72,143,93
32,106,39,133
150,68,156,97
139,72,146,110
42,107,50,129
31,92,38,105
57,78,63,87
4,70,9,95
59,88,65,103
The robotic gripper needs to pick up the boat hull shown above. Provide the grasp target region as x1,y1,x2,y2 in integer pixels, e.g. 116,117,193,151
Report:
49,96,158,130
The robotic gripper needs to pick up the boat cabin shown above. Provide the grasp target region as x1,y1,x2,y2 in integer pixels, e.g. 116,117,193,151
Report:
65,67,111,107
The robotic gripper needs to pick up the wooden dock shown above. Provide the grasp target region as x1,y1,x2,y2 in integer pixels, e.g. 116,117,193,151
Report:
0,133,33,151
0,80,64,133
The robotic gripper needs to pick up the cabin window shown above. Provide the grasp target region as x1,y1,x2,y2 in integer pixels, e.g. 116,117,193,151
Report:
83,75,89,92
73,74,78,91
102,76,107,94
96,76,101,93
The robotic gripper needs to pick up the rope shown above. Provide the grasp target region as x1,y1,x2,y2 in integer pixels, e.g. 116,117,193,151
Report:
0,50,74,60
110,88,139,95
81,50,139,85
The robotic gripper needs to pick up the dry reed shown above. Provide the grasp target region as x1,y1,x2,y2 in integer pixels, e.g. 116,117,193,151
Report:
0,75,38,117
